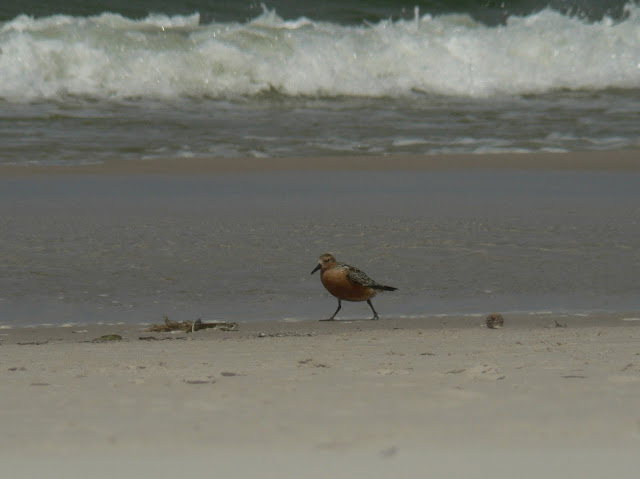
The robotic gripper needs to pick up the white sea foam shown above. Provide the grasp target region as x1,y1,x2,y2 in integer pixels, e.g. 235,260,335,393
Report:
1,5,640,102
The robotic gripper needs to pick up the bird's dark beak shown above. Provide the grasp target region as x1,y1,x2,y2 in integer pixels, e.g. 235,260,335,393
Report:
311,263,321,275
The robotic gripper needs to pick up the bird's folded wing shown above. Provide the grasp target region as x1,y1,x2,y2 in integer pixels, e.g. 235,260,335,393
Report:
346,266,377,288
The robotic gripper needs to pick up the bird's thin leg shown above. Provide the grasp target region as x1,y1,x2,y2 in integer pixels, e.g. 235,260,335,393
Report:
367,299,380,320
320,300,341,321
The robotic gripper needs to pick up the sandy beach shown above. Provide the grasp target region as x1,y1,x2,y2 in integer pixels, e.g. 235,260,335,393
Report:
2,315,640,478
4,0,640,473
2,152,640,476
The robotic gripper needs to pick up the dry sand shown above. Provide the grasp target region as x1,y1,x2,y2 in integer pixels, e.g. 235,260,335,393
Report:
2,315,640,478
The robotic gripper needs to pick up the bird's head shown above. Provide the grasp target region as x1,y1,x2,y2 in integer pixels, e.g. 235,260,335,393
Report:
311,253,336,274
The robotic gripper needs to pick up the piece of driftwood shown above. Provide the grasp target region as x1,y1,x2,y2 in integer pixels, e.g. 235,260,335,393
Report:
16,340,49,346
145,316,238,333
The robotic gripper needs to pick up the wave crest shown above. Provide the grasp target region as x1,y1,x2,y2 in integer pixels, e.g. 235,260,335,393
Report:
1,5,639,101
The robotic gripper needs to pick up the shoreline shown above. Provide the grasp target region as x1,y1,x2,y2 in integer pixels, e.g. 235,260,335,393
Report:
2,311,640,344
1,150,640,176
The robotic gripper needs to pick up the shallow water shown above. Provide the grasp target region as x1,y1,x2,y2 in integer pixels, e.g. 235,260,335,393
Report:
2,91,640,165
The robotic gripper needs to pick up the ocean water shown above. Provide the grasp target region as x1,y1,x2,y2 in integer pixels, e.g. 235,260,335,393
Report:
2,2,640,327
1,1,640,164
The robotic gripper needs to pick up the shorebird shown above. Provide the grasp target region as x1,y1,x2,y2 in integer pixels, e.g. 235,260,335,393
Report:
311,253,397,321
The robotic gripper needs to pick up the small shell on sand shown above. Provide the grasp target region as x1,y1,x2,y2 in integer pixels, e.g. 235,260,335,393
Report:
486,313,504,329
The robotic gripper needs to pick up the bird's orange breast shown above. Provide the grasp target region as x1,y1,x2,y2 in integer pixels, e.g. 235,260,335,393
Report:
320,268,376,302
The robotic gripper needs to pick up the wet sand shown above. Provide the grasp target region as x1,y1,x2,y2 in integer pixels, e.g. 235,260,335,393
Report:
3,151,640,325
2,315,640,478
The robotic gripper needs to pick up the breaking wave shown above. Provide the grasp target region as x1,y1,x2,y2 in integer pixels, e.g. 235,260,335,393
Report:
1,3,640,102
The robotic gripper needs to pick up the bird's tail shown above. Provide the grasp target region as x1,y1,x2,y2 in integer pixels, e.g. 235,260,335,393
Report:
379,285,398,291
